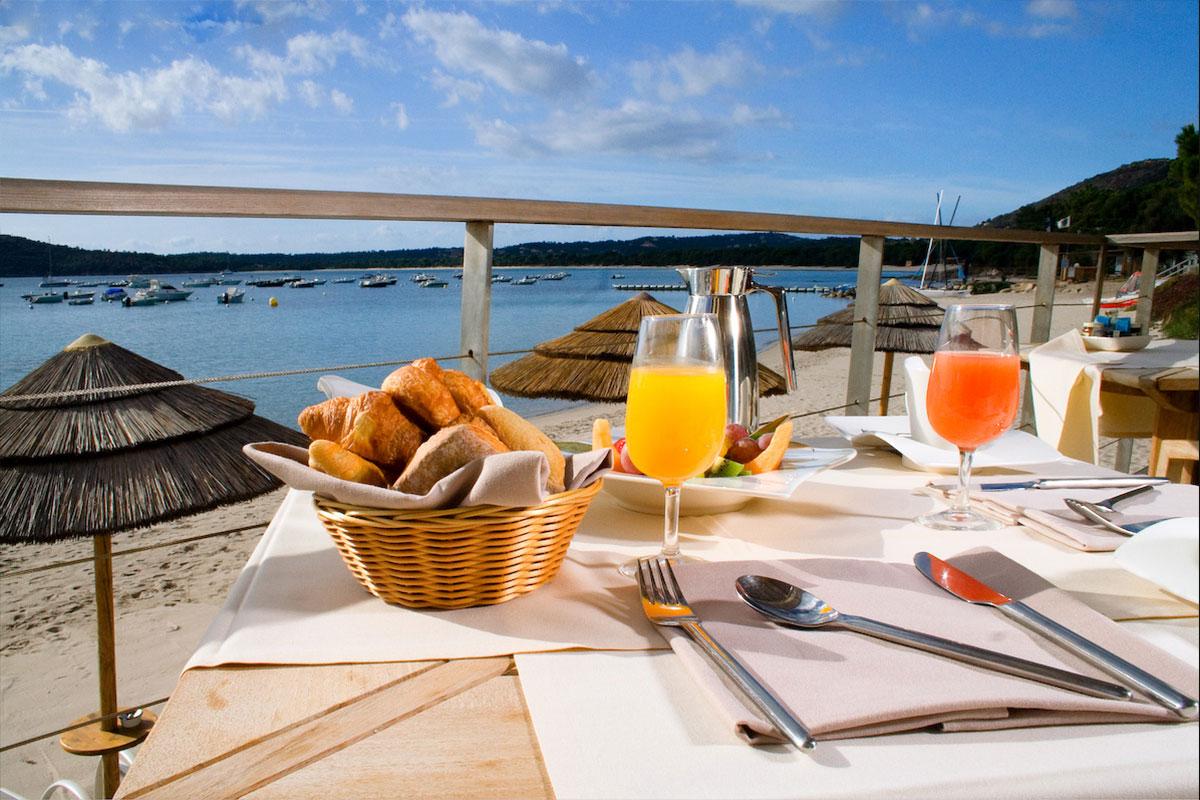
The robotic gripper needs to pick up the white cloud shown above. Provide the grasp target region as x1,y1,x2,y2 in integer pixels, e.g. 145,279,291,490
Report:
631,45,759,102
403,8,593,98
237,30,372,76
329,88,353,113
391,102,410,130
58,13,99,41
0,43,287,131
0,24,30,45
1026,0,1078,19
298,79,323,107
237,0,330,23
731,103,785,126
379,11,401,39
430,69,485,107
472,100,730,160
736,0,844,17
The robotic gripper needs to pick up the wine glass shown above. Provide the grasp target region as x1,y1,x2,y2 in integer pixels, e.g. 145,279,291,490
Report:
917,304,1020,531
619,314,727,576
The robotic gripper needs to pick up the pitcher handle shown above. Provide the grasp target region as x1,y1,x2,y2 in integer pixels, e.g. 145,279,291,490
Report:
751,283,797,392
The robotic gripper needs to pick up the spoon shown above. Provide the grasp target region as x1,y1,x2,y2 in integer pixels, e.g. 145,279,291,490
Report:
734,575,1131,700
1063,485,1171,535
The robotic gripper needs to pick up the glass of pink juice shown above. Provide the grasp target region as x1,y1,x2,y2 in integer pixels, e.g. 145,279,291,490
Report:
918,305,1020,531
620,314,726,576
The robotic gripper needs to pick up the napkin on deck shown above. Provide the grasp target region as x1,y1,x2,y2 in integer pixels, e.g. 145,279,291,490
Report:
925,481,1199,552
660,550,1198,744
245,441,610,510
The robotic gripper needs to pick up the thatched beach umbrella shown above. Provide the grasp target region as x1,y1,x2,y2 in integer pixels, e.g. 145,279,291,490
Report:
0,333,307,796
490,292,788,402
792,279,944,414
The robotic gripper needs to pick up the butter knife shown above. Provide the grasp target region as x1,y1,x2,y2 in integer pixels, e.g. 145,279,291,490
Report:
934,476,1169,492
914,552,1198,718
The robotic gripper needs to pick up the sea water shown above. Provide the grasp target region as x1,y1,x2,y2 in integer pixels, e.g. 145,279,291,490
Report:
0,267,860,425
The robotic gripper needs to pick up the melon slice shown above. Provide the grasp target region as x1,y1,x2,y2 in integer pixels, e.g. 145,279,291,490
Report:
745,420,793,474
592,417,613,450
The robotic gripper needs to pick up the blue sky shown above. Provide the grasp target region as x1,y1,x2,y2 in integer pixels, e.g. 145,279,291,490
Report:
1,0,1197,255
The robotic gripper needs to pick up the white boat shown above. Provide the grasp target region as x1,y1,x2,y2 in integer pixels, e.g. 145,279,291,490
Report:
333,276,356,284
218,287,245,304
68,296,94,305
39,277,72,287
122,291,157,307
513,276,537,285
22,292,65,304
918,191,970,295
360,275,391,288
290,278,319,288
182,277,217,288
126,275,153,288
147,281,192,302
419,279,449,288
1099,255,1197,311
412,272,436,283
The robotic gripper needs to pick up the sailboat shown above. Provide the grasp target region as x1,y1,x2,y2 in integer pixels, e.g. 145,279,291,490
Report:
918,191,970,297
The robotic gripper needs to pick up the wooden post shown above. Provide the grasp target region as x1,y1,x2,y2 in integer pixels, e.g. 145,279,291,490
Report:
1088,241,1108,320
1134,247,1160,332
460,222,494,381
1030,243,1059,345
95,533,120,798
1021,243,1060,430
845,236,884,415
878,351,895,415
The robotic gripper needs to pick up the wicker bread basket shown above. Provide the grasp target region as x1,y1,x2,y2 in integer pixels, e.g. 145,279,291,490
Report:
311,479,603,609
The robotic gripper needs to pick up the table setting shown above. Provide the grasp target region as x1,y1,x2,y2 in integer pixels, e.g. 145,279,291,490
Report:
117,305,1199,799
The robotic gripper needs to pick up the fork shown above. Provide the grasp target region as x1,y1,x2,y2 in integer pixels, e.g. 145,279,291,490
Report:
1063,485,1173,535
635,556,816,751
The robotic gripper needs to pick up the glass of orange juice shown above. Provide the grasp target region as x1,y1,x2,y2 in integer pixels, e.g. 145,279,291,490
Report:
620,314,726,575
918,304,1020,531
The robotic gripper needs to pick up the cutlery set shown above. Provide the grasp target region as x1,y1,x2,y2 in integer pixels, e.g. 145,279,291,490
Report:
636,552,1198,753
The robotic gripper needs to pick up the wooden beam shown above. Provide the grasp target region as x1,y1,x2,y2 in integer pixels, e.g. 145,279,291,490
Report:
96,534,121,798
1089,242,1108,320
460,222,494,381
1106,231,1200,247
1134,247,1160,331
1030,244,1059,345
0,178,1105,245
845,237,884,415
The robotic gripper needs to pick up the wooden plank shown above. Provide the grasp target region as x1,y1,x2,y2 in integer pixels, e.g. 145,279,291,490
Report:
1089,242,1108,320
95,533,122,797
844,236,884,415
1030,244,1060,345
122,658,510,800
1106,231,1200,247
0,178,1105,245
1134,248,1160,332
460,222,494,381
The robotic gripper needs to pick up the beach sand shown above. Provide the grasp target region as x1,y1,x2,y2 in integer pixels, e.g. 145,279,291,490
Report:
0,284,1137,796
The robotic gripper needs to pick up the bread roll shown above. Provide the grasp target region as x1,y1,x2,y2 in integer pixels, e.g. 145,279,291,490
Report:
342,391,423,468
476,405,566,494
393,424,509,495
411,357,444,379
442,369,492,414
298,396,351,441
308,440,388,487
382,365,460,429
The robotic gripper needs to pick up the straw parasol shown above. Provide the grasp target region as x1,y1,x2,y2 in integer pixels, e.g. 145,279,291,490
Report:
489,292,788,402
0,333,307,796
792,279,944,413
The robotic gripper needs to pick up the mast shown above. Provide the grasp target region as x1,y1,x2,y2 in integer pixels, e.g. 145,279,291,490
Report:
919,191,943,289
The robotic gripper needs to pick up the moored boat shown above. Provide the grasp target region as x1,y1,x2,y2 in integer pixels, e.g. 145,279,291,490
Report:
419,279,449,288
101,287,127,302
360,275,391,288
290,278,319,288
22,292,65,304
148,281,192,302
65,290,95,301
182,277,218,288
68,296,94,305
39,277,73,287
218,287,245,304
513,276,537,285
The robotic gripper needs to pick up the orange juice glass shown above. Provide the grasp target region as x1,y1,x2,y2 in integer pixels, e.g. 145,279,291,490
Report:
918,304,1020,532
626,364,727,486
620,314,725,576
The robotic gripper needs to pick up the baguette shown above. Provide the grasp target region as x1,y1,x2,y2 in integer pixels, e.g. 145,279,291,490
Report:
308,440,388,487
476,405,566,494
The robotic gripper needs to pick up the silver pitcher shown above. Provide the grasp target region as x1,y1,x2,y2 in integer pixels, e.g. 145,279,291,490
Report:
678,267,797,430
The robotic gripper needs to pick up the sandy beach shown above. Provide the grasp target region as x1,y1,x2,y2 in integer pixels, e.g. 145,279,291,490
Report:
0,283,1135,796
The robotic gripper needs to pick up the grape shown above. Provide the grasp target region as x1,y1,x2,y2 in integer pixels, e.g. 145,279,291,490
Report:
726,437,763,464
725,423,750,442
619,446,643,475
758,432,774,450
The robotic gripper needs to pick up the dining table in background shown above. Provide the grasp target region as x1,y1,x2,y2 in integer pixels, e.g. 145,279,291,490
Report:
112,446,1198,800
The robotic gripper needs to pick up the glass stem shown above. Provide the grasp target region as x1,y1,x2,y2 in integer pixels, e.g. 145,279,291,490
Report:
954,448,975,516
661,485,681,559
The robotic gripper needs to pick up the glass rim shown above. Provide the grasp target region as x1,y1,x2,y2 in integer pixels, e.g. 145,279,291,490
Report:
944,303,1016,312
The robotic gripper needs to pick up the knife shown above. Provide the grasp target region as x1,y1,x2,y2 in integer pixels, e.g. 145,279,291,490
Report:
934,476,1169,492
914,552,1198,718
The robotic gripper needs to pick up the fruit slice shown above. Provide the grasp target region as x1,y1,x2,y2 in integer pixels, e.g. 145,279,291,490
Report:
592,417,613,450
745,420,793,474
708,458,747,478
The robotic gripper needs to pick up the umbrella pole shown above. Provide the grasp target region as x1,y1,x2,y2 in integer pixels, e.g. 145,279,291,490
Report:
95,533,121,797
878,351,895,415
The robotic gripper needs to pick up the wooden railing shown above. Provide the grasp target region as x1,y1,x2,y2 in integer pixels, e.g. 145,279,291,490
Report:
2,177,1196,415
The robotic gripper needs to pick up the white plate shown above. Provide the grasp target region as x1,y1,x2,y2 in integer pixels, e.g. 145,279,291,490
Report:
825,415,910,447
1082,334,1150,352
602,447,856,516
1114,517,1200,604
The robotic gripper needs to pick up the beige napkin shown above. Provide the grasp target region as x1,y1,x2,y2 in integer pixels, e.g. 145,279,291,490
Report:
925,481,1199,551
245,441,611,509
661,550,1198,743
1028,331,1198,463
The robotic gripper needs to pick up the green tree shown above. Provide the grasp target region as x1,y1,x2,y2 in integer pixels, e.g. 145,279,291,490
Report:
1169,124,1199,227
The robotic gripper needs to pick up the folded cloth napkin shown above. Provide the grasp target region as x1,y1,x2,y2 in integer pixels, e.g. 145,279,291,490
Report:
903,355,954,449
659,550,1198,743
924,481,1199,552
245,442,610,510
1029,331,1198,463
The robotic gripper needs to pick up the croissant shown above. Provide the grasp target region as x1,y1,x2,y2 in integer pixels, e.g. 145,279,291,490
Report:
382,365,460,429
411,357,444,379
442,369,492,414
308,440,388,487
298,392,422,469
